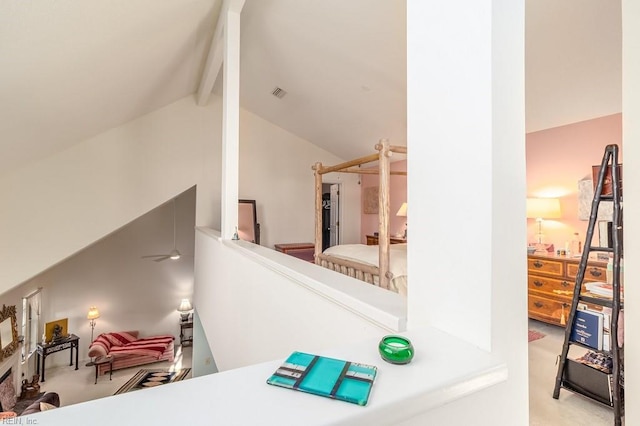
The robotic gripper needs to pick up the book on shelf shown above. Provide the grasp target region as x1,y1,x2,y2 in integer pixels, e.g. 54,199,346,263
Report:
602,309,611,352
570,309,604,350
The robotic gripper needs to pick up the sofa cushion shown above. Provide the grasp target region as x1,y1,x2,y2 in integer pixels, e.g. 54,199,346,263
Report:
88,335,110,358
39,402,56,411
89,331,140,358
103,331,138,347
20,392,59,416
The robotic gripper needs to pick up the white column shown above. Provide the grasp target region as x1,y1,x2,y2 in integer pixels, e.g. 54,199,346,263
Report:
407,1,527,423
221,9,241,239
406,0,527,386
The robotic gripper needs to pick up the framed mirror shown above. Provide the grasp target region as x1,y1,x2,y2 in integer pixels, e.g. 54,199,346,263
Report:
238,199,260,245
0,305,18,361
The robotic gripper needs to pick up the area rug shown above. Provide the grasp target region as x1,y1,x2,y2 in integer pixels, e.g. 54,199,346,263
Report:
114,368,191,395
528,330,546,343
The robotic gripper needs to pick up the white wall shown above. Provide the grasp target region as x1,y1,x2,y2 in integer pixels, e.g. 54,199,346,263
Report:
0,187,196,367
239,108,361,248
194,229,398,371
0,96,221,294
0,93,357,295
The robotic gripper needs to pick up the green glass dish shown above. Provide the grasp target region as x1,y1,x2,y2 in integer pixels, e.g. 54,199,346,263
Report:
378,335,414,364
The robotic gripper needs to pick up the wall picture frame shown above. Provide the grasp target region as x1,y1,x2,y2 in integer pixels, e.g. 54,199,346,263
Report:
363,186,379,214
45,318,68,343
0,305,18,361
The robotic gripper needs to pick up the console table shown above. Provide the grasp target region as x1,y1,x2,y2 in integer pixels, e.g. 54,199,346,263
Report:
36,334,79,382
180,320,194,347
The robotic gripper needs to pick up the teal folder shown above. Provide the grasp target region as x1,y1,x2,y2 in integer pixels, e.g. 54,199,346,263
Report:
266,351,377,406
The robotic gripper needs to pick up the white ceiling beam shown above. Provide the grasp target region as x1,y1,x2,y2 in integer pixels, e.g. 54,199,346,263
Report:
196,0,246,106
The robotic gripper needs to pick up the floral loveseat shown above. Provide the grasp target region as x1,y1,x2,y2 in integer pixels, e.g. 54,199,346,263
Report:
88,331,175,376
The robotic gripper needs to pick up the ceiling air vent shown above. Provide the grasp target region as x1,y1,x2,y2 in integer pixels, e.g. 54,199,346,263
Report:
271,87,287,99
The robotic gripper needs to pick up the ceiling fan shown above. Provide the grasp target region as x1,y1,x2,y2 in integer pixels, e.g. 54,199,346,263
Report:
142,198,182,262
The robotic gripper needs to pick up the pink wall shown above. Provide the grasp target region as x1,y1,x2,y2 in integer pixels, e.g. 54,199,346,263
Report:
526,113,622,250
360,160,407,243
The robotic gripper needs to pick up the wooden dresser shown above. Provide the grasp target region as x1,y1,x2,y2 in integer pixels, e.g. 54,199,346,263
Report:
274,243,315,262
527,254,607,326
366,235,407,245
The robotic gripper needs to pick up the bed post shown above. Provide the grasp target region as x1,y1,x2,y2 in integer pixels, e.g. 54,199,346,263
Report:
313,162,323,264
376,139,391,289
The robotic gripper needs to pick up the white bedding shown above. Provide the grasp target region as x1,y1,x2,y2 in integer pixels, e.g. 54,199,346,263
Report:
322,243,407,295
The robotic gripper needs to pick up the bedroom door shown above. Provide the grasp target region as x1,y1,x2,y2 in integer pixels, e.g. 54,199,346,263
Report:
329,184,340,246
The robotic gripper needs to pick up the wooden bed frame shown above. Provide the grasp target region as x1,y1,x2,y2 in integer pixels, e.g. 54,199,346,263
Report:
312,139,407,290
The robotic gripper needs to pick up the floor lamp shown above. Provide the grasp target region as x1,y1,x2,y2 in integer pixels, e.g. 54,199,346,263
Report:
87,306,100,343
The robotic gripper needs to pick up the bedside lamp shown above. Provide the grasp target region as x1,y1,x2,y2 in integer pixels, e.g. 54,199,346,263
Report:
177,299,193,322
87,306,100,343
396,202,407,239
526,198,561,250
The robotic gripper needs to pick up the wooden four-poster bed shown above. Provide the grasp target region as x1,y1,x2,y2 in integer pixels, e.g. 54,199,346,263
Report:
312,139,407,293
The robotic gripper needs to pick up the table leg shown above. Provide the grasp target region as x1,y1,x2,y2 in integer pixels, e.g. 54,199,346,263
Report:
94,365,98,385
41,355,46,382
75,343,79,370
36,353,41,375
109,361,113,381
69,344,73,366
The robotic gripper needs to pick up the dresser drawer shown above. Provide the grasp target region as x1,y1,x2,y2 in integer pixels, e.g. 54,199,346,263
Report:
527,257,564,277
528,294,570,326
566,263,606,282
528,275,574,295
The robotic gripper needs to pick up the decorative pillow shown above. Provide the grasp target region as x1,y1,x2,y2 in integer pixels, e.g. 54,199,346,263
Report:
103,331,138,347
0,374,17,412
39,402,57,411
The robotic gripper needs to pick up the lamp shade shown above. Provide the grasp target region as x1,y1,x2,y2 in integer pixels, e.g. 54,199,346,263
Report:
526,198,561,219
87,306,100,320
177,299,192,313
396,202,407,217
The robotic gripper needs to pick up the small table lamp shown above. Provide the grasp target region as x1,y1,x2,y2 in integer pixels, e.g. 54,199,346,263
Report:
87,306,100,343
396,202,407,239
526,198,561,250
178,299,193,322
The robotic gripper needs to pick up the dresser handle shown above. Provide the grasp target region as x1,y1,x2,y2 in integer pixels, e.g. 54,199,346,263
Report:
533,261,543,268
589,268,602,277
561,281,570,288
533,280,543,287
534,302,544,308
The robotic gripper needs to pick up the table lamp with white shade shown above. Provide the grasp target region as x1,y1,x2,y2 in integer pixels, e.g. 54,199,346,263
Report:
396,202,407,239
526,197,561,251
177,299,193,322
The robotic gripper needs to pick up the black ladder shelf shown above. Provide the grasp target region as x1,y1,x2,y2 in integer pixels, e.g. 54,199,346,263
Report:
552,144,624,425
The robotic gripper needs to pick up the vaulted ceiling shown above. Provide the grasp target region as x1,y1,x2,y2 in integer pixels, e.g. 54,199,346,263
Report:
0,0,621,176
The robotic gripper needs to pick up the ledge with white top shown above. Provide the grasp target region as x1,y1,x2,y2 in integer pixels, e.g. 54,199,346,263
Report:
32,328,507,425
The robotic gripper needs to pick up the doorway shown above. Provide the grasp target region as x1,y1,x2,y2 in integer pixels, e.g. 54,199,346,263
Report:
321,183,340,251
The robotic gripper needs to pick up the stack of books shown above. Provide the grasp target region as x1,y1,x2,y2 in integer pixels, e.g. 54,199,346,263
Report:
584,282,615,298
